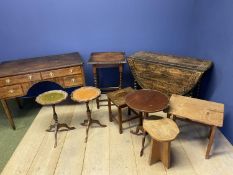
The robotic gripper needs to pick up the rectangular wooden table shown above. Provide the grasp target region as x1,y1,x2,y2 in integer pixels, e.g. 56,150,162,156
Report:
88,52,126,109
0,52,85,129
168,94,224,159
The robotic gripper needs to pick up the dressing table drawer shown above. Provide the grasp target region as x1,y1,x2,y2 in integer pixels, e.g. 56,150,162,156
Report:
0,85,24,99
41,66,81,79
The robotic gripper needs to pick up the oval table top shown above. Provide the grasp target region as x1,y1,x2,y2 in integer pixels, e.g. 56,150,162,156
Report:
125,89,169,113
143,117,180,142
35,90,68,105
71,86,101,102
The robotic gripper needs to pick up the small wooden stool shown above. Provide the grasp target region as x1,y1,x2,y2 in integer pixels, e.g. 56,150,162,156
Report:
71,87,107,142
36,90,75,148
141,117,179,169
107,87,139,134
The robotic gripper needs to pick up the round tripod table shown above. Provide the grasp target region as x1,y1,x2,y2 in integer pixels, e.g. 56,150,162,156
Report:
125,89,169,135
71,86,107,142
36,90,75,148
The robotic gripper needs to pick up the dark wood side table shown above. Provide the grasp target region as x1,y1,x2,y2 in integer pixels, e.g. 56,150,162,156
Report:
125,89,169,135
88,52,126,109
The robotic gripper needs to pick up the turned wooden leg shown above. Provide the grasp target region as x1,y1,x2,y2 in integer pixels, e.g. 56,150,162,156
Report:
118,107,123,134
119,64,123,89
108,98,113,122
206,126,216,159
1,99,15,130
93,65,100,109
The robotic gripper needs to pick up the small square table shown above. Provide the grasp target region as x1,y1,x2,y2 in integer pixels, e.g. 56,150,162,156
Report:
88,52,126,109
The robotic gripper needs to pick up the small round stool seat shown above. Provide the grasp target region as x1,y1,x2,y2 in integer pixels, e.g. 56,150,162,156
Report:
71,87,106,142
36,90,75,148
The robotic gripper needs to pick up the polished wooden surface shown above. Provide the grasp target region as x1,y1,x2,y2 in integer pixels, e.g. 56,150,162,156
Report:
0,52,85,129
128,51,212,96
2,104,233,175
0,52,83,77
71,87,101,102
125,89,169,113
168,94,224,159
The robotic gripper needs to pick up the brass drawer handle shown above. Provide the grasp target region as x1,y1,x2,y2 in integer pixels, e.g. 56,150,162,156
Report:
8,89,14,93
28,75,32,80
5,79,11,84
71,78,76,83
49,72,54,77
69,69,73,73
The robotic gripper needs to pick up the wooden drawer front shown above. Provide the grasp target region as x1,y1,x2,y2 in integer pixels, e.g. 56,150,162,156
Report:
0,85,24,99
63,75,83,87
0,73,41,87
41,66,81,80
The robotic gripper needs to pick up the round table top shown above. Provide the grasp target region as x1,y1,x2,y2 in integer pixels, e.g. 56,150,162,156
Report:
125,89,169,113
36,90,68,105
71,86,101,102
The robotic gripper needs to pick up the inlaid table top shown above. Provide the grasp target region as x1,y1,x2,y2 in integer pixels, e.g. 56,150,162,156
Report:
71,86,101,102
35,90,68,105
125,89,169,113
143,117,180,142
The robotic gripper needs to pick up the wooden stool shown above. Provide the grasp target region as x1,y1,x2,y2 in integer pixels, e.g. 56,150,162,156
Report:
141,117,179,169
107,87,139,134
168,94,224,159
71,87,107,142
36,90,75,148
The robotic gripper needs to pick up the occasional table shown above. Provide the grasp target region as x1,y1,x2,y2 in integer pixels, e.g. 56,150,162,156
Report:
125,89,169,135
71,87,107,142
142,117,179,168
88,52,126,109
36,90,75,148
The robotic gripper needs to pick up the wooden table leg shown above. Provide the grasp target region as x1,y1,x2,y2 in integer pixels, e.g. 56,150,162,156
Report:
16,97,23,109
81,101,106,142
205,125,216,159
119,64,123,89
149,139,171,169
46,104,75,148
1,99,16,130
92,65,100,109
130,112,143,135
